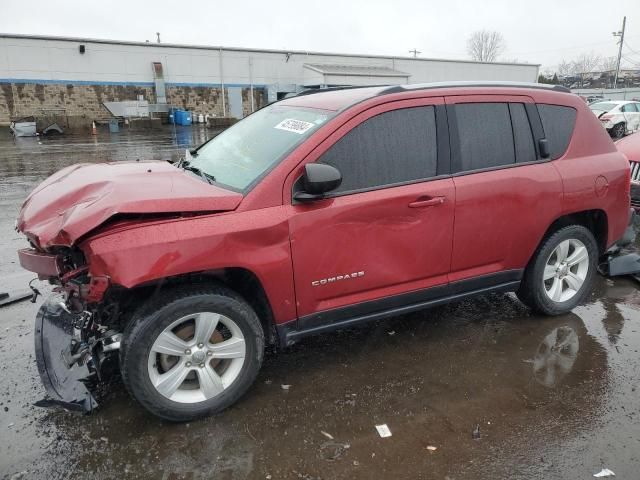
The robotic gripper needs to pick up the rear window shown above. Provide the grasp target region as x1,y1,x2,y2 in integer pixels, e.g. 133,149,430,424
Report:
509,103,536,163
589,102,617,112
455,103,515,171
537,104,577,160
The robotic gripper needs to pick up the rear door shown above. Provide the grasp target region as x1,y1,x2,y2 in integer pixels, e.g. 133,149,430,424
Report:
287,98,455,321
445,95,564,285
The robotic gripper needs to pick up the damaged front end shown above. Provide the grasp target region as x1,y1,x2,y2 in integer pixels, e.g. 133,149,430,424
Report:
18,246,120,413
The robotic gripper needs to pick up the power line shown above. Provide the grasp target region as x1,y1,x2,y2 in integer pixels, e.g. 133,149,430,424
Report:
624,42,640,56
509,40,621,56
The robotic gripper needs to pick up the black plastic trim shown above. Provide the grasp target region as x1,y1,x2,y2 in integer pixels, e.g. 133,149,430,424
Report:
435,104,451,176
524,103,546,159
277,269,523,346
445,104,462,174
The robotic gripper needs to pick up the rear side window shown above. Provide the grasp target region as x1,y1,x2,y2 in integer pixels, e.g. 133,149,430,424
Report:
509,103,536,163
622,103,638,113
537,104,577,159
319,107,438,194
455,103,515,171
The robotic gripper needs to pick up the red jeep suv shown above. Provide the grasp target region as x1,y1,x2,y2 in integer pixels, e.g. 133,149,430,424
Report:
17,82,631,421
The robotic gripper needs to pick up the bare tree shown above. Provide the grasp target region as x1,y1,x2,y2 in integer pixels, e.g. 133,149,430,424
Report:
571,51,601,75
556,60,572,77
599,56,618,72
467,30,506,62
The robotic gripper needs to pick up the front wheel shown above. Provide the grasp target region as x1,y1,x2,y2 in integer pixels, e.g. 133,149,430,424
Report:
517,225,598,316
120,285,264,421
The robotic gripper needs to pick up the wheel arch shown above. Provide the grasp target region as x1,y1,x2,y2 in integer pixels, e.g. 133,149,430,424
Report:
112,268,279,346
535,209,608,259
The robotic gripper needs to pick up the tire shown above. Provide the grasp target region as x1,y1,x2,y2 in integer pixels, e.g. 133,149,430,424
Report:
611,122,626,139
517,225,598,316
120,284,264,422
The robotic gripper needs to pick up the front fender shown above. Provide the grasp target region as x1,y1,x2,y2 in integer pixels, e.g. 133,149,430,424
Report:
82,206,297,324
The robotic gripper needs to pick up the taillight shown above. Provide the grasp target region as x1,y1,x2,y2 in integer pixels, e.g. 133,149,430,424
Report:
630,160,640,184
600,114,613,121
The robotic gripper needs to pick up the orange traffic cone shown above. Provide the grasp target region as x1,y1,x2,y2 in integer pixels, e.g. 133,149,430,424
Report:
91,121,97,135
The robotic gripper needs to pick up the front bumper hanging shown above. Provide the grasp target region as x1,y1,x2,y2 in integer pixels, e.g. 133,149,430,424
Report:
34,297,100,412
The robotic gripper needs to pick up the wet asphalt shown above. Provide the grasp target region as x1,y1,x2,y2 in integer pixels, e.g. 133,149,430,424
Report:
0,126,639,480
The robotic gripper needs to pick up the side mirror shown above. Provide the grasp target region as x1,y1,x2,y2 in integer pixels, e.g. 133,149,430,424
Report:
294,163,342,202
538,138,551,159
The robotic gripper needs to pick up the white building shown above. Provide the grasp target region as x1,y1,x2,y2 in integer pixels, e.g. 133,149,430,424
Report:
0,33,540,124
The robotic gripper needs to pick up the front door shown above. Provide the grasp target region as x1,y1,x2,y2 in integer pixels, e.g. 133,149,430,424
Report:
288,99,455,322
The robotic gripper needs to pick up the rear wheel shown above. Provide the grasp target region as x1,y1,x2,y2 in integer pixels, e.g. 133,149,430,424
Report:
120,285,264,421
517,225,598,315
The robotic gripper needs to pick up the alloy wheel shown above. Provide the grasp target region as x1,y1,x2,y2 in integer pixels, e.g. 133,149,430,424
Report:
542,238,589,303
147,312,246,403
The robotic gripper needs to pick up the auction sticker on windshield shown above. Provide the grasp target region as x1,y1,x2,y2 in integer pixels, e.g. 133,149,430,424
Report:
274,118,316,135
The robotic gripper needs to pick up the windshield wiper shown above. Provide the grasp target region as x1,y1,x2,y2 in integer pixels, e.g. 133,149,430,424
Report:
181,161,216,185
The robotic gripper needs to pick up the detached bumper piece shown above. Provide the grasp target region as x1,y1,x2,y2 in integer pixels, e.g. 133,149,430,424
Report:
34,298,99,413
599,209,640,283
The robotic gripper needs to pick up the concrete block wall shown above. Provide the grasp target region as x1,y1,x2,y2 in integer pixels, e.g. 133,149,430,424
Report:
242,88,267,117
0,82,266,128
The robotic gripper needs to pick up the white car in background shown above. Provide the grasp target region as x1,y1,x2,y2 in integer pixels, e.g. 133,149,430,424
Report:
589,100,640,138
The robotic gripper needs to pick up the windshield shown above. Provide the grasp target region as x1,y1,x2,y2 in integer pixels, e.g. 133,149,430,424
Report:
189,104,334,191
589,102,617,112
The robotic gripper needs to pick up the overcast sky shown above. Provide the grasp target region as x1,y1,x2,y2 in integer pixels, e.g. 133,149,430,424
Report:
1,0,638,71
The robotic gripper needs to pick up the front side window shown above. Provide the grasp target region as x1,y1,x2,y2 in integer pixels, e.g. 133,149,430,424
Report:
190,104,335,191
318,106,438,194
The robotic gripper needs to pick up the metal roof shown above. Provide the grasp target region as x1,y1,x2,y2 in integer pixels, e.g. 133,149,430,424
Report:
303,63,409,77
0,33,541,67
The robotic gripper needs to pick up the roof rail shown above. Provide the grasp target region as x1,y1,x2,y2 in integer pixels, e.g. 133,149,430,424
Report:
379,81,571,96
295,85,381,97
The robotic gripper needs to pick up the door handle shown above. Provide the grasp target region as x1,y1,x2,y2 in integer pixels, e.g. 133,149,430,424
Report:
408,196,445,208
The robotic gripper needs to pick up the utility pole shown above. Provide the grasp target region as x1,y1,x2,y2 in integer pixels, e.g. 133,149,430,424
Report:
408,48,421,58
613,16,626,89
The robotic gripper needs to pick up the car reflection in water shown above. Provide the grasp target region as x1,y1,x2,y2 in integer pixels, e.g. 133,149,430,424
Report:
531,325,579,387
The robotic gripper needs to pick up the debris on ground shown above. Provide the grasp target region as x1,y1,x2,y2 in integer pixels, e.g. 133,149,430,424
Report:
375,424,392,438
0,290,33,307
318,441,350,461
281,384,291,391
593,468,615,477
388,331,396,336
472,424,481,440
426,445,438,452
320,430,334,440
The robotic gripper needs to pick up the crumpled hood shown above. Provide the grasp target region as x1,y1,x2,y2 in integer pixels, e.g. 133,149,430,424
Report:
17,161,243,248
